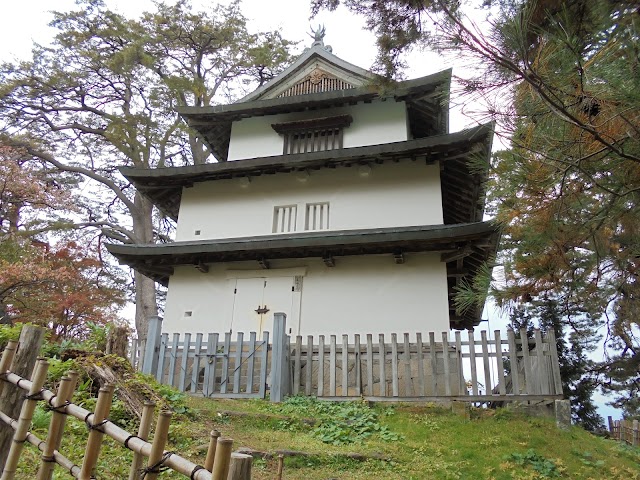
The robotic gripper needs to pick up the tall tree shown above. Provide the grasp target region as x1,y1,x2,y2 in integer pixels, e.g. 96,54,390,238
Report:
0,0,294,340
312,0,639,413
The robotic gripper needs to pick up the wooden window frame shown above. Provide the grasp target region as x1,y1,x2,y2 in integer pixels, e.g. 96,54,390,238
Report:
271,115,353,155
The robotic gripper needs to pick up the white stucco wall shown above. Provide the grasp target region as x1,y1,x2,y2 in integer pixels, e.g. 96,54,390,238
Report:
163,253,451,339
227,101,408,160
175,160,443,241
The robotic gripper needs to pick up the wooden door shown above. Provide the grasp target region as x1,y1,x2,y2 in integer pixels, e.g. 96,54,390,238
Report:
229,277,294,335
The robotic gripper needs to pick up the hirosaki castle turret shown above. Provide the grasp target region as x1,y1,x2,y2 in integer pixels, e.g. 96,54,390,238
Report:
108,33,499,337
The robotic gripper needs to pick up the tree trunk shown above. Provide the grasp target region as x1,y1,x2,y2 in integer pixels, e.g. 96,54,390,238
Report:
0,325,46,470
131,193,158,342
106,325,129,357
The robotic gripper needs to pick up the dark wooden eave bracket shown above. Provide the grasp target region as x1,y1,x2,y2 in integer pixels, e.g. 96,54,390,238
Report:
441,245,473,263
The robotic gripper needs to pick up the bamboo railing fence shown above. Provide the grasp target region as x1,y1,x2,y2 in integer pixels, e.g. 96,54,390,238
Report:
608,416,639,447
0,341,252,480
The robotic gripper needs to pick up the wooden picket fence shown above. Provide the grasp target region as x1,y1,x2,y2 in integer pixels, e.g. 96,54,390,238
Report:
137,314,564,404
608,416,639,447
0,341,252,479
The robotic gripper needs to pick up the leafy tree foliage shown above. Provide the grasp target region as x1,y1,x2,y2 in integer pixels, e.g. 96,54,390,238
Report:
314,0,640,415
0,0,294,339
0,145,124,337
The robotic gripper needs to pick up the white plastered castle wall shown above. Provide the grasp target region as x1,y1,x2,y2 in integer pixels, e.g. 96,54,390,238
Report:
162,253,450,338
175,160,443,241
226,101,408,161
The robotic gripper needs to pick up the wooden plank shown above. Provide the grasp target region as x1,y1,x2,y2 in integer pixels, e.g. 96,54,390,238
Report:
305,335,313,396
494,330,506,396
246,332,256,394
354,334,362,396
168,333,180,387
233,332,244,394
403,333,413,396
318,335,325,397
480,331,492,396
520,328,533,395
378,334,386,397
156,333,168,383
467,330,478,396
329,335,337,396
366,334,374,396
179,333,191,392
416,333,426,396
191,333,203,394
441,332,451,396
342,335,349,396
455,331,465,393
429,332,438,395
545,329,564,396
203,334,214,396
258,331,269,399
391,334,399,397
220,332,232,394
507,330,520,395
534,329,545,395
293,335,302,395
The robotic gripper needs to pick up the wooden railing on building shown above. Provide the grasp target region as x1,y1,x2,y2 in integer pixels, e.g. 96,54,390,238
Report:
608,416,639,446
138,313,564,403
0,340,252,479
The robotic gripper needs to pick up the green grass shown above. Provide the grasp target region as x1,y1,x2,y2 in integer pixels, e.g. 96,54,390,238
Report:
13,396,640,479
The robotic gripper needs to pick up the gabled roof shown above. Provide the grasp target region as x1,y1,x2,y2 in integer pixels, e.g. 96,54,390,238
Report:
239,43,374,102
177,69,452,162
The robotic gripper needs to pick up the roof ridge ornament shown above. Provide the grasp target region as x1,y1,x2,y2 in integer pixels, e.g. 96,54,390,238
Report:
306,24,332,53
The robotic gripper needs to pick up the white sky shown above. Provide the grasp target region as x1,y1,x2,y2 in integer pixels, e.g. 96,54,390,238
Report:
0,1,619,418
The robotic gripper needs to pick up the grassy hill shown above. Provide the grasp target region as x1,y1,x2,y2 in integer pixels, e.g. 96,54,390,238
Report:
16,394,640,479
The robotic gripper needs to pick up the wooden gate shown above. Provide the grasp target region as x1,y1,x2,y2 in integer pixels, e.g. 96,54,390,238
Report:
153,331,270,399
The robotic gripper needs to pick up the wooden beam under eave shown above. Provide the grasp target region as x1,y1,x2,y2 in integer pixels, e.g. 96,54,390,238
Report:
441,245,473,263
195,262,209,273
447,268,469,277
258,257,270,269
393,251,405,264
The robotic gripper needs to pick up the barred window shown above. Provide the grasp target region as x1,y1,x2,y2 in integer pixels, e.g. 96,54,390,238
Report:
272,205,298,233
305,202,330,231
272,115,352,155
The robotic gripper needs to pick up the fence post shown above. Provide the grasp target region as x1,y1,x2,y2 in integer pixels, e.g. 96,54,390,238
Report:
0,325,46,471
141,316,163,377
633,419,639,447
270,312,290,403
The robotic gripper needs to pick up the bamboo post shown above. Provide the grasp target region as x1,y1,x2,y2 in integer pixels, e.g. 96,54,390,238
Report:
1,358,49,480
228,453,252,480
212,437,233,480
78,384,115,480
204,429,220,472
37,372,79,480
0,341,17,397
276,454,284,480
0,325,46,470
128,401,156,480
144,410,172,480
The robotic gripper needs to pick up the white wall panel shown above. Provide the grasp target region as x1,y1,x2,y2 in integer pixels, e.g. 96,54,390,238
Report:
175,161,443,241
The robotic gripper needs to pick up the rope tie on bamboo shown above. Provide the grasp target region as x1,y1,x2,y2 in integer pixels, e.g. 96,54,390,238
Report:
84,412,109,431
124,434,141,450
45,396,71,413
190,465,205,479
140,451,174,478
24,389,45,401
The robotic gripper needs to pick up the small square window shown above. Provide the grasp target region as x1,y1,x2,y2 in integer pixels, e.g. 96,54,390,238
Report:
273,205,298,233
305,202,329,231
